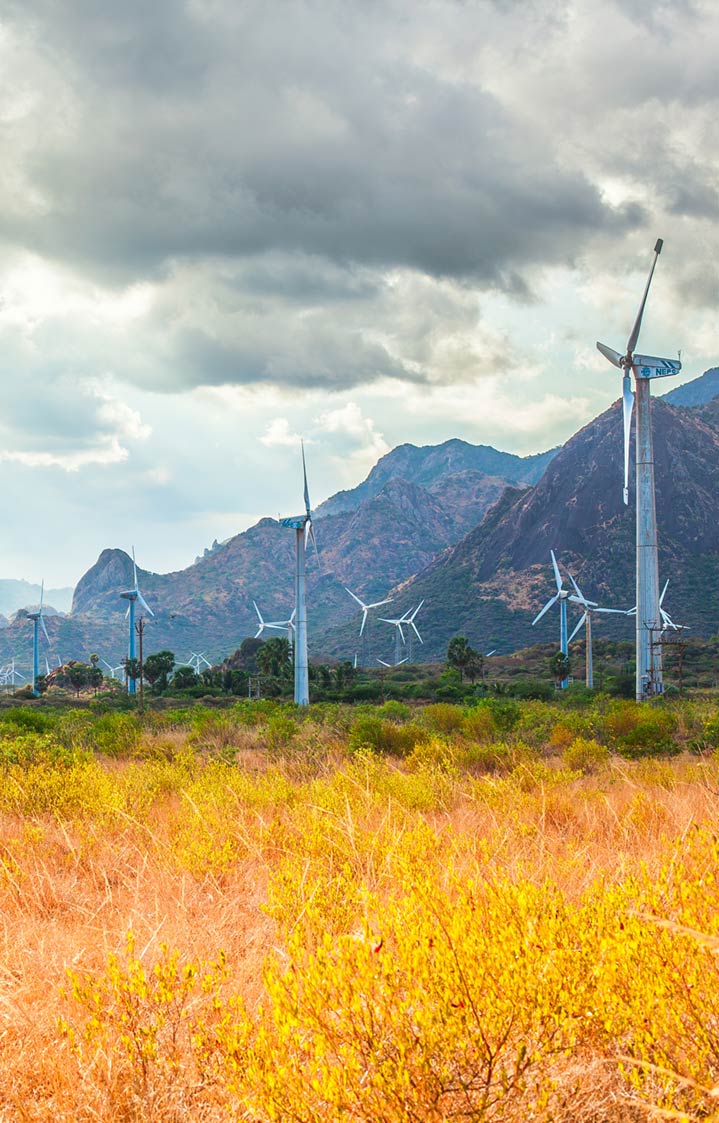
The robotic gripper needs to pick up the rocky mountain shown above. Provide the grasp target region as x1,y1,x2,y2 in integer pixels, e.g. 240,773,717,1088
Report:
323,394,719,662
315,438,556,519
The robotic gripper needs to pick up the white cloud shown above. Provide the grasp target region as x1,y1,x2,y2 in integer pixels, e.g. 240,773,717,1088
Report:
259,418,303,447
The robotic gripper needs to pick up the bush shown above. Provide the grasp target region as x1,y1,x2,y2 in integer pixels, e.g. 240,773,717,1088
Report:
421,704,464,734
603,701,678,757
562,737,609,773
348,717,427,757
0,707,55,734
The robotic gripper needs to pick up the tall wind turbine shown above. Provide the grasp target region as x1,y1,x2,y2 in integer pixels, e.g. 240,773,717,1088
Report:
566,571,627,689
597,238,681,699
27,581,50,696
119,548,154,695
279,442,317,706
532,551,575,688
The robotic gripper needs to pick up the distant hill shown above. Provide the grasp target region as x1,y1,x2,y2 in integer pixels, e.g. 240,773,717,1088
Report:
662,367,719,407
0,580,72,618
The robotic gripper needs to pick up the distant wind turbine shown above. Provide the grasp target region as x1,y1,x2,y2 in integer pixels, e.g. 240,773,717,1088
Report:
597,238,681,699
119,548,154,695
532,551,576,689
253,601,296,646
279,442,318,706
27,581,50,696
565,570,627,688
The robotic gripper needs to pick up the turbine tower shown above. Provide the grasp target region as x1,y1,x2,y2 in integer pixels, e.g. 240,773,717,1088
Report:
532,551,573,688
119,548,154,695
378,609,408,666
565,571,627,689
597,238,681,700
27,581,50,697
279,442,317,706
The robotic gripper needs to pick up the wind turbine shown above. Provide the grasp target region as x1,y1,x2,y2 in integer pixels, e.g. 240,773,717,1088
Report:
119,548,154,695
597,238,681,699
627,580,688,634
279,442,317,706
532,551,575,688
344,587,392,666
565,571,627,689
378,609,409,666
27,582,50,696
400,601,424,662
253,601,296,646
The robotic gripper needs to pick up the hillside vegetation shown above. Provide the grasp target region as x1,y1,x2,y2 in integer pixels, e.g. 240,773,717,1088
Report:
2,698,719,1119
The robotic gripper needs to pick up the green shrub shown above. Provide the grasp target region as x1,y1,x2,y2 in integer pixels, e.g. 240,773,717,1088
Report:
602,701,678,757
376,700,412,723
0,707,55,734
421,703,464,734
265,715,298,752
562,736,609,773
348,717,427,757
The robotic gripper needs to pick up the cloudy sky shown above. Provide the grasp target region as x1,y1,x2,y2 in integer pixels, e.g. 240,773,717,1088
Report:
1,0,717,586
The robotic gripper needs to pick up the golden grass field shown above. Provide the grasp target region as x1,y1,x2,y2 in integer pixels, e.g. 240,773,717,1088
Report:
1,698,719,1121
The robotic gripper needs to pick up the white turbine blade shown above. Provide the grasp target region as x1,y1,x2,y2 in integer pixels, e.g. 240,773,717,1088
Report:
626,238,662,355
125,604,131,620
344,587,366,609
377,658,391,667
395,657,408,666
532,594,559,627
253,600,264,625
40,579,45,610
568,613,587,644
378,617,396,625
309,521,320,567
659,579,669,606
566,570,584,601
137,593,154,616
301,440,311,516
397,623,406,643
485,650,496,657
410,621,423,643
626,605,637,617
596,342,623,368
409,599,424,621
595,607,628,614
359,611,368,637
660,608,677,630
132,546,138,590
366,598,392,610
550,550,563,592
622,373,634,505
41,616,50,643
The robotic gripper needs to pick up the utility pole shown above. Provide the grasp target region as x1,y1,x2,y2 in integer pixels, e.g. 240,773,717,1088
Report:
135,616,146,713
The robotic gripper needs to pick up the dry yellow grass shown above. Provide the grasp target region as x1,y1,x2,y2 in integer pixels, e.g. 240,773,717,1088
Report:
0,710,717,1119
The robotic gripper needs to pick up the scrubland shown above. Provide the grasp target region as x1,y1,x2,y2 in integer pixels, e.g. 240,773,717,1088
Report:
1,696,719,1120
